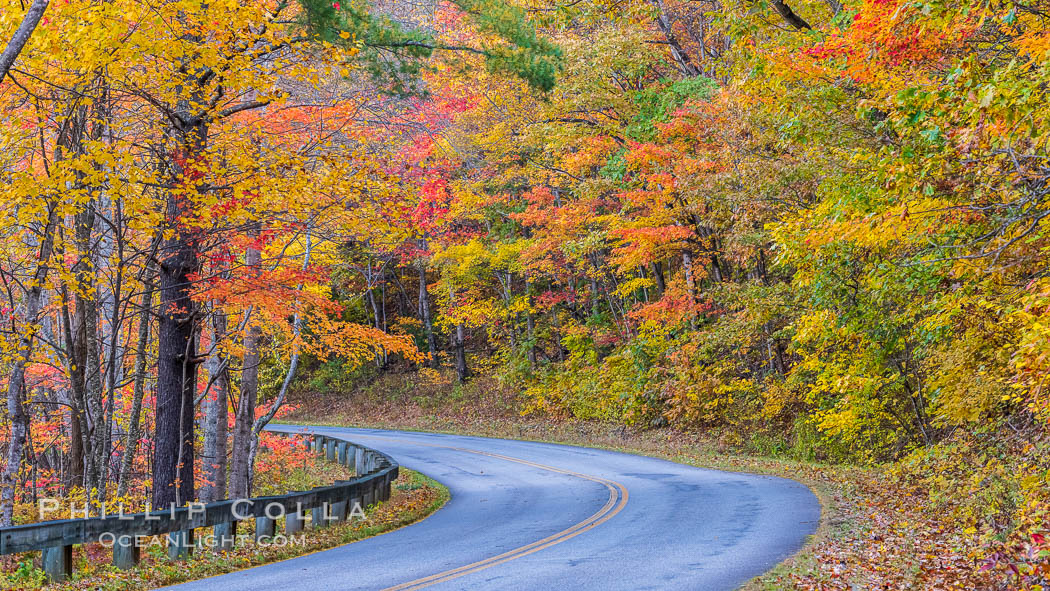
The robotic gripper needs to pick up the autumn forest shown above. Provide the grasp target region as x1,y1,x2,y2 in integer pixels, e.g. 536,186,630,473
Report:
0,0,1048,588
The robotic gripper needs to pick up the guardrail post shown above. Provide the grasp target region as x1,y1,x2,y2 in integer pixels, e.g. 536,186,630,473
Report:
354,447,365,474
42,544,72,582
312,435,323,454
325,439,336,462
336,441,348,465
213,520,236,551
167,529,193,561
286,504,305,534
363,481,375,508
113,534,140,569
255,516,276,542
382,474,392,501
350,493,363,518
310,503,330,529
331,500,347,523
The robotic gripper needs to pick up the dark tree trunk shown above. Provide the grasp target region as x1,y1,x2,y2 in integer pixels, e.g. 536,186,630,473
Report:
651,261,666,296
770,0,812,30
153,220,200,508
153,119,207,509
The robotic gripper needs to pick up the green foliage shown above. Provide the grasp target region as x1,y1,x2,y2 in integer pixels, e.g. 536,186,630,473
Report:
292,0,433,95
454,0,562,91
626,77,717,141
296,355,379,398
295,0,560,95
4,560,46,588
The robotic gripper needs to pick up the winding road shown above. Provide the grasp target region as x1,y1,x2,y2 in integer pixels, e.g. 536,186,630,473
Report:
167,425,820,590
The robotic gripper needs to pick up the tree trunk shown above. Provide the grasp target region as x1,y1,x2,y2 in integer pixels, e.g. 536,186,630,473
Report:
153,232,200,508
453,322,469,382
229,236,261,499
200,310,230,503
638,267,651,303
247,345,296,493
62,279,93,495
99,198,125,499
152,127,207,509
116,271,154,498
649,0,700,77
0,0,49,81
499,271,517,350
1,201,59,526
68,406,84,490
770,0,812,30
524,276,536,366
365,268,387,368
589,277,599,318
682,251,697,329
151,41,216,505
72,202,106,497
449,284,470,381
650,261,666,296
417,242,437,368
682,252,697,295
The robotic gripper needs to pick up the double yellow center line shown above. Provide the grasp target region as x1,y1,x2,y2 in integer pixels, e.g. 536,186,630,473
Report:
341,433,629,591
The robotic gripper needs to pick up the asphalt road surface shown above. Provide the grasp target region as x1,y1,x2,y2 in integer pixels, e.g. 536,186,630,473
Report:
166,425,820,590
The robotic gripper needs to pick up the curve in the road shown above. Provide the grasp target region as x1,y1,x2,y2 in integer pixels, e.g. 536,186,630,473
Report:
166,426,820,591
380,439,629,590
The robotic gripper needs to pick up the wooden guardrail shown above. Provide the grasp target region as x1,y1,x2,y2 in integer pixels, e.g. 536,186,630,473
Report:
0,431,398,582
